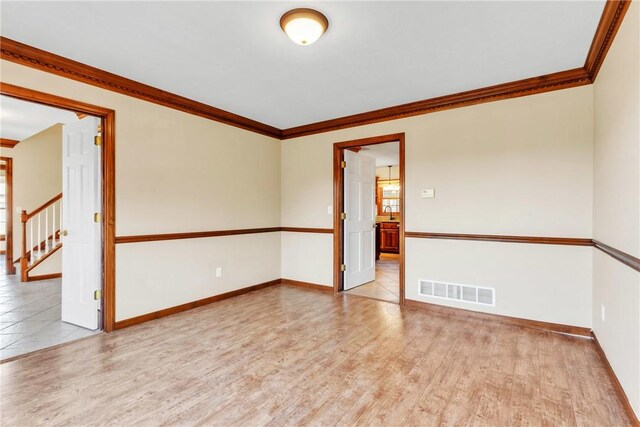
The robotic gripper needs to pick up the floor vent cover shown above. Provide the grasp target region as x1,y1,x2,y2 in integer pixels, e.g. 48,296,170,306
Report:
419,280,495,306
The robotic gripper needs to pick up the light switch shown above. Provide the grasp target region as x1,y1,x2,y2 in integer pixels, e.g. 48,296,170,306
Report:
328,206,332,214
421,189,435,198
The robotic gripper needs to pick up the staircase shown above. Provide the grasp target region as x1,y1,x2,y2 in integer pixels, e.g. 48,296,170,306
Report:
20,193,62,282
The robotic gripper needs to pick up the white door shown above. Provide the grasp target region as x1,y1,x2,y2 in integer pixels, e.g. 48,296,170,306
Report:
61,117,101,330
343,150,376,290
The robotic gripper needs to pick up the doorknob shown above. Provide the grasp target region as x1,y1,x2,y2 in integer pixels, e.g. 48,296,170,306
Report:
61,230,68,236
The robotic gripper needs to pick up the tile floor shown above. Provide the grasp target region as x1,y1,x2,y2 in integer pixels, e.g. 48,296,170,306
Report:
0,256,100,361
344,253,399,303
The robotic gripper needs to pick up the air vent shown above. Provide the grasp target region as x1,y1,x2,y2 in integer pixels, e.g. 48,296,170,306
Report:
418,279,495,306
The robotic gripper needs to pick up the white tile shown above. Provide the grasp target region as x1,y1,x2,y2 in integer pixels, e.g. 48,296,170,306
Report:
0,333,25,349
0,320,55,335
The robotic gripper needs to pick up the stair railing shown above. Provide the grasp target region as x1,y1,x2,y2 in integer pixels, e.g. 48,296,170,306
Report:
20,193,63,282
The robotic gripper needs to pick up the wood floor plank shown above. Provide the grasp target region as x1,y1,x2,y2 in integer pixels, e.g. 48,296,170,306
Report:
0,285,632,426
537,331,579,426
560,335,628,427
423,319,499,426
471,324,520,426
507,328,543,426
363,312,479,426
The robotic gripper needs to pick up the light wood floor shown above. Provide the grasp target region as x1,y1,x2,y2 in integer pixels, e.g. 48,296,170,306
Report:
0,285,630,426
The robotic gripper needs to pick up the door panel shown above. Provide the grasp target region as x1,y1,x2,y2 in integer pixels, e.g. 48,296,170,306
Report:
343,150,376,290
61,117,101,330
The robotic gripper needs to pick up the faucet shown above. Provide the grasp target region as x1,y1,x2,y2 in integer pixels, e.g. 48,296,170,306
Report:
383,205,394,220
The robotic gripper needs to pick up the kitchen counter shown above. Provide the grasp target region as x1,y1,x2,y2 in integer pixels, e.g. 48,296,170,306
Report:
376,215,400,224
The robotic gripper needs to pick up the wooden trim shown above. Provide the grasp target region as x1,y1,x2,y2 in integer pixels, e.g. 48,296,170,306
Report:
102,110,116,333
24,193,62,220
405,231,593,246
115,227,281,244
0,83,117,333
399,136,405,305
281,278,333,292
0,39,591,142
405,298,591,337
0,37,280,139
115,227,334,244
282,69,590,139
0,157,15,274
333,133,405,304
584,1,632,82
114,279,281,329
591,331,640,426
280,227,333,234
0,138,19,148
26,272,62,282
24,242,62,273
25,243,62,274
593,240,640,272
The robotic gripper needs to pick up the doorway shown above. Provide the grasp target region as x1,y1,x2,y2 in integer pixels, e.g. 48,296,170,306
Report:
333,133,405,304
0,84,116,360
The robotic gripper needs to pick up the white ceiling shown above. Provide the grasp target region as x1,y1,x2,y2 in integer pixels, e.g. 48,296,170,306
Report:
0,95,79,141
0,1,604,129
361,142,398,167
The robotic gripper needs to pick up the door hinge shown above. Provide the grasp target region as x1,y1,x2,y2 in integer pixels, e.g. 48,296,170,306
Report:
94,135,102,146
94,212,102,223
340,161,346,168
340,212,346,220
94,290,102,300
340,264,346,272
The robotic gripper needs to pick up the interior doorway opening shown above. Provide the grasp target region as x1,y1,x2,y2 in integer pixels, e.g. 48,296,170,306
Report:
0,85,115,361
333,133,405,305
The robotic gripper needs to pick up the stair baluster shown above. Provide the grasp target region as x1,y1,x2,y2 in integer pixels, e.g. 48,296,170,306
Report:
19,193,63,282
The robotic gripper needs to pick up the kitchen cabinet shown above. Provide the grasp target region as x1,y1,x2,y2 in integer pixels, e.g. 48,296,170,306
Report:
379,222,399,253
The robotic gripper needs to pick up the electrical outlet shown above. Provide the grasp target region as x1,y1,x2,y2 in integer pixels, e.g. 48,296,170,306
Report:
216,267,222,278
601,304,606,322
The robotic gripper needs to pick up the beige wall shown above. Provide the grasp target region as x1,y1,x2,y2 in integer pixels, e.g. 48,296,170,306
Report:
281,85,595,327
2,124,63,274
592,1,640,417
117,233,280,320
281,231,333,286
0,60,281,320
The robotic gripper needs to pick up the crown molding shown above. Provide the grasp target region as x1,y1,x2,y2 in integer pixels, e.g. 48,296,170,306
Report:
584,0,632,81
0,1,631,140
0,37,281,139
280,68,591,139
0,138,20,148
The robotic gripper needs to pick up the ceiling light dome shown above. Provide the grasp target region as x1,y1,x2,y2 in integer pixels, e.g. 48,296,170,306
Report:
280,8,329,46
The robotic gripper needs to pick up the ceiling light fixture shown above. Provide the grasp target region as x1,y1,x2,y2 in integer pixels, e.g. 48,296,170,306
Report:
384,165,400,192
280,8,328,46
